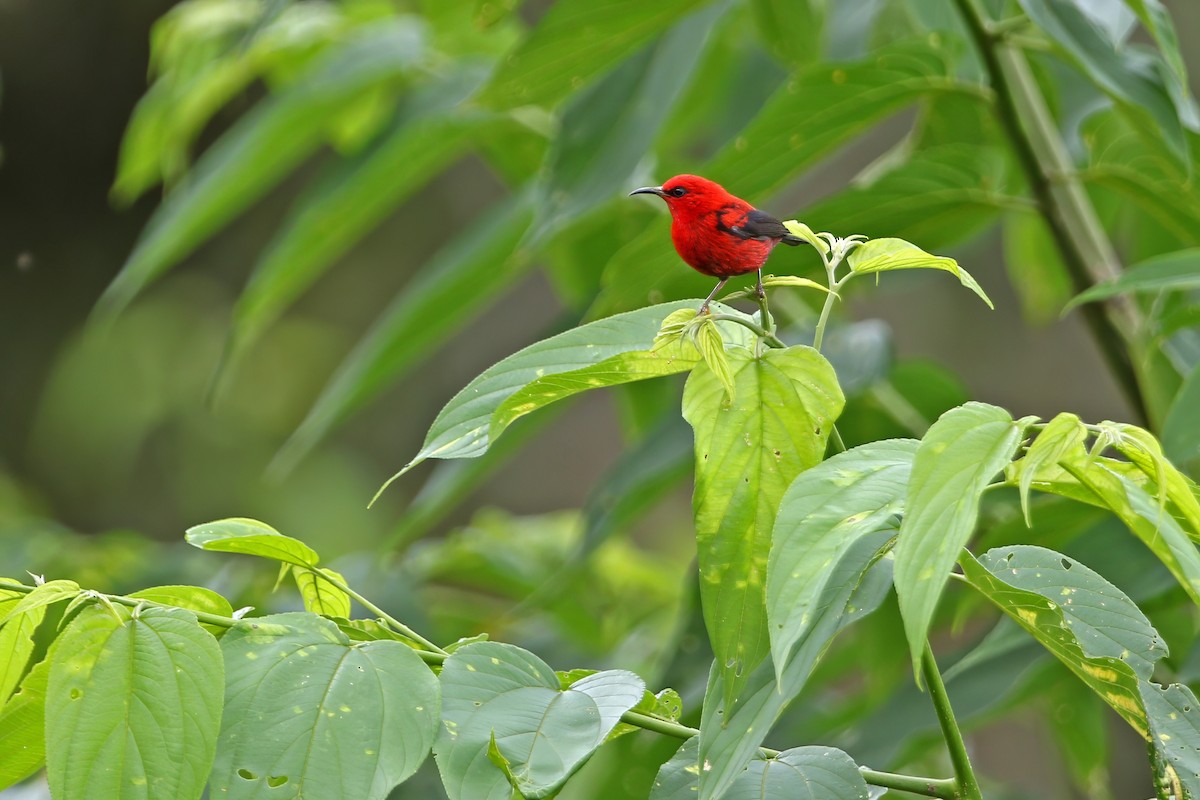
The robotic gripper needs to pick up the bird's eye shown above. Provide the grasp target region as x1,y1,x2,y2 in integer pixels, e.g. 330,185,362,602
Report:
669,186,687,197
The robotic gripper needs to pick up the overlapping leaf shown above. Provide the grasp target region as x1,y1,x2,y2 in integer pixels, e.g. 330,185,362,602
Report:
894,402,1031,679
684,345,844,706
435,641,644,799
46,606,224,800
847,236,993,307
0,658,50,791
213,612,439,799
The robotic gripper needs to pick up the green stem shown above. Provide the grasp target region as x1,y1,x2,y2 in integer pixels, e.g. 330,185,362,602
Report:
0,577,239,630
707,314,786,349
951,0,1147,424
811,275,842,354
306,569,448,655
922,644,984,800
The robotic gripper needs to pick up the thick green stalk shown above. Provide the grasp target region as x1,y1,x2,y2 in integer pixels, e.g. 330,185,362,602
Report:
922,644,984,800
951,0,1148,424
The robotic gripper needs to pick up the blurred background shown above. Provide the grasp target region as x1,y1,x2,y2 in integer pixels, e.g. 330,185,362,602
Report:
1,0,1199,797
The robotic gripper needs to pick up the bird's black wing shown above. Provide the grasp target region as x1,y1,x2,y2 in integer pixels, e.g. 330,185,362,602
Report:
729,209,806,246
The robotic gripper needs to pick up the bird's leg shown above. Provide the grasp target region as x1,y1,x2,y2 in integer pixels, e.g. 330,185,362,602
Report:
699,279,728,315
754,268,774,334
755,269,765,299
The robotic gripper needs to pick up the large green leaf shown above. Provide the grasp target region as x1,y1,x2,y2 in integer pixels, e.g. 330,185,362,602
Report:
749,0,824,69
435,641,644,799
1066,248,1200,308
684,345,843,705
96,20,427,320
274,194,538,473
0,657,50,791
661,737,869,800
894,402,1030,679
384,300,754,487
959,546,1153,729
766,439,916,676
478,0,709,110
186,516,320,567
699,533,893,800
46,606,224,800
213,612,439,798
225,69,495,365
1015,412,1088,525
1016,0,1185,158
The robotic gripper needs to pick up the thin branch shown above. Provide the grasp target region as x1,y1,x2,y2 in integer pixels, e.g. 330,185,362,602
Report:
310,569,448,655
922,643,984,800
951,0,1148,424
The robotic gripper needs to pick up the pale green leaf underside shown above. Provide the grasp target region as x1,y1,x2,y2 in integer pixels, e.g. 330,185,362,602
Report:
185,517,321,568
848,237,993,308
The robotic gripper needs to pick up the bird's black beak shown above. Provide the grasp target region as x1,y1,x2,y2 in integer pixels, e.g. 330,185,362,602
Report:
629,185,666,197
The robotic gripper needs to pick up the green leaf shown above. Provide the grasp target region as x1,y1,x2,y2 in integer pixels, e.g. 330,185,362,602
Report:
651,736,703,800
0,599,46,704
1100,421,1200,536
894,402,1030,680
186,516,321,568
802,144,1016,254
46,606,224,800
95,20,428,320
127,584,235,633
478,0,709,109
959,546,1155,731
1015,412,1088,526
0,657,50,791
1121,0,1199,130
684,345,844,705
691,317,735,402
847,236,993,308
0,579,79,626
435,641,644,799
1066,463,1200,607
294,567,352,618
1066,248,1200,308
749,0,824,69
273,194,538,473
1017,0,1186,158
226,73,493,363
724,747,870,800
1141,682,1200,796
213,612,439,798
385,300,755,485
1164,364,1200,467
1002,211,1074,324
781,221,831,255
700,533,893,800
767,439,916,676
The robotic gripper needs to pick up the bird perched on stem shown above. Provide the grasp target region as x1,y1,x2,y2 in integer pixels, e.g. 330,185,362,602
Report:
630,174,805,313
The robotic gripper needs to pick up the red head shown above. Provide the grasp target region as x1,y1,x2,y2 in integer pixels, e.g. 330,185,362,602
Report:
628,174,741,221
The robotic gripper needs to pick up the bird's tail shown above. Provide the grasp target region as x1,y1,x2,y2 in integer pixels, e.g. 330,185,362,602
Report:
781,234,807,246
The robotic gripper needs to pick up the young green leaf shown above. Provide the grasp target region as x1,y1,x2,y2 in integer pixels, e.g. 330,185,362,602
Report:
0,658,50,791
847,237,993,308
383,300,755,490
0,579,79,627
690,317,735,403
781,221,831,255
95,20,428,321
0,598,46,704
894,402,1030,681
186,517,321,568
478,0,708,109
1065,248,1200,309
435,641,644,799
294,567,352,618
684,345,844,706
1014,412,1087,526
767,439,916,676
46,606,223,800
127,584,235,634
213,612,439,798
1066,463,1200,607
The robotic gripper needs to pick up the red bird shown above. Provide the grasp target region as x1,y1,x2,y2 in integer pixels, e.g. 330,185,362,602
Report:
630,174,805,313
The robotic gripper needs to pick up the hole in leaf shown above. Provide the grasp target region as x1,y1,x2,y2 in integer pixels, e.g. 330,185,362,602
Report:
1004,553,1014,563
69,688,82,700
267,776,288,787
1061,558,1072,570
237,769,257,781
